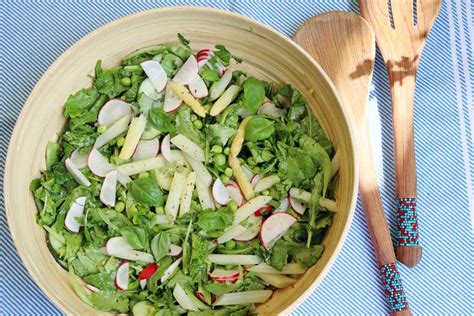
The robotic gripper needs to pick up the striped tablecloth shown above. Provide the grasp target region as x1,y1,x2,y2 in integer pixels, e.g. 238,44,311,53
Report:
1,1,472,315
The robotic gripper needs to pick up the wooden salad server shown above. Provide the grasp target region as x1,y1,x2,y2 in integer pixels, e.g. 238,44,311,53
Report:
360,0,442,267
294,11,411,315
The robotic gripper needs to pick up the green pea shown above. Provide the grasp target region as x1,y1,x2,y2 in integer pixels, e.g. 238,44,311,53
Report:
224,168,233,177
193,120,203,130
223,147,230,155
215,153,226,166
128,205,138,217
225,240,236,249
114,202,125,212
228,200,238,212
247,157,256,165
190,114,198,121
211,145,223,154
131,74,141,84
121,77,131,87
203,104,212,112
221,175,230,184
117,137,125,147
138,172,149,179
262,190,270,196
97,125,107,134
155,206,165,214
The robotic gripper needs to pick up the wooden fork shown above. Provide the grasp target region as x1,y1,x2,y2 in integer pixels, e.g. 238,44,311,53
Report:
360,0,442,267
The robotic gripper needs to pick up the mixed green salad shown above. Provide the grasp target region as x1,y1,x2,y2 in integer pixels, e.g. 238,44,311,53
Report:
31,35,339,315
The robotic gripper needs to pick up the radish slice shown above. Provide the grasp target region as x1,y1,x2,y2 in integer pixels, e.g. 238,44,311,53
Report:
216,225,247,244
88,148,115,177
161,134,171,161
163,84,182,112
254,175,280,193
139,78,161,100
168,244,182,256
106,237,154,263
234,215,262,241
161,258,182,283
173,56,198,85
171,134,205,162
273,198,289,213
64,196,86,233
213,290,273,306
141,60,167,92
257,102,283,117
250,174,260,189
289,188,311,202
188,74,208,98
98,99,131,127
259,213,297,249
94,115,131,149
100,170,117,207
207,254,261,265
138,263,158,280
139,279,147,290
85,284,100,293
174,283,199,311
233,196,272,226
210,70,233,100
132,138,160,161
288,194,307,216
197,49,212,58
255,205,272,217
226,182,244,207
65,158,91,187
119,115,147,160
212,178,232,205
210,269,241,283
70,148,89,169
216,63,226,77
247,263,306,275
115,261,129,290
241,166,254,182
254,273,297,288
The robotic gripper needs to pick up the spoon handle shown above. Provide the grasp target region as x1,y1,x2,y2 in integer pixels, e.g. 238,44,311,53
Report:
388,66,422,267
358,118,412,316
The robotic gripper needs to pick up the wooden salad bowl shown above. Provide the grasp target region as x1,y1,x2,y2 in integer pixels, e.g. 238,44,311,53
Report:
4,7,358,315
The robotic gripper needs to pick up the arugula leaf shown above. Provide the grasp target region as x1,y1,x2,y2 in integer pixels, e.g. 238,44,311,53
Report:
269,239,289,270
205,124,236,146
129,177,165,206
95,61,126,99
291,244,324,267
245,117,274,142
83,270,115,290
213,44,242,65
64,86,99,119
160,52,184,77
189,234,212,283
204,281,241,296
243,77,265,113
148,107,175,133
151,231,171,261
175,107,205,147
120,226,147,250
178,33,190,48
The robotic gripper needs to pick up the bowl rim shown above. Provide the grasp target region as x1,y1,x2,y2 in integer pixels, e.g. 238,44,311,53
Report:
4,5,359,314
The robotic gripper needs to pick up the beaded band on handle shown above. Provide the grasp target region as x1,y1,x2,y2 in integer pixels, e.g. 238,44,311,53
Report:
396,198,419,246
379,262,408,313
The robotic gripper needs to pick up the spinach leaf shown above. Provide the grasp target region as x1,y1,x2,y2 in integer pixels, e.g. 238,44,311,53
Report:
83,270,115,290
120,226,147,250
175,107,205,147
151,231,171,261
291,244,324,267
299,134,331,196
90,290,129,312
205,281,241,296
269,239,289,270
129,176,165,206
243,77,265,113
213,44,242,65
200,68,220,82
148,107,175,133
64,87,99,119
245,117,275,142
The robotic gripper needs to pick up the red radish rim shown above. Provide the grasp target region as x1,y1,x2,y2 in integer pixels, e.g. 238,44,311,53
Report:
250,174,260,188
255,205,272,217
138,263,158,280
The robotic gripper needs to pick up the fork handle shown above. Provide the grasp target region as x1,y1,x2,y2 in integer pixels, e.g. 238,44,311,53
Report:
388,66,422,267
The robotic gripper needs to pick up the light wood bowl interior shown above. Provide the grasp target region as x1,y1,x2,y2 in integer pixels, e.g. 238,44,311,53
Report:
4,7,358,315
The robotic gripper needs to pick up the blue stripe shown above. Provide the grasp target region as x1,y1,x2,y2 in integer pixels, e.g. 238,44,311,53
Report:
1,1,473,315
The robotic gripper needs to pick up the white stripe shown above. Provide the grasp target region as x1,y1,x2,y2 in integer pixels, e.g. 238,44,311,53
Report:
447,0,474,229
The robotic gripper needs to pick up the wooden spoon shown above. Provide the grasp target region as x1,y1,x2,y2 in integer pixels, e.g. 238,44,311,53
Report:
360,0,442,267
294,11,411,315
